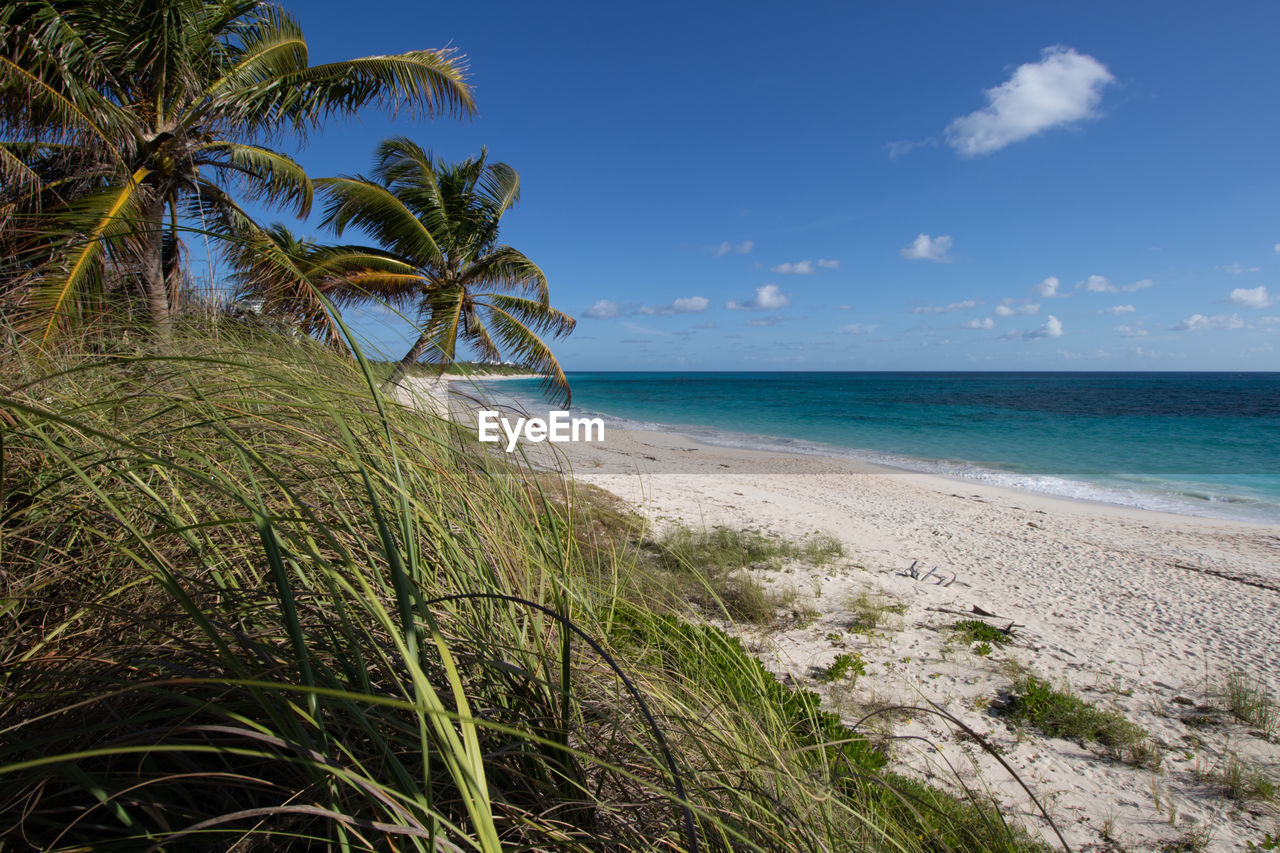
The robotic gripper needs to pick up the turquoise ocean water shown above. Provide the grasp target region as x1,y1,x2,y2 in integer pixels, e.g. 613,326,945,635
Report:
478,372,1280,525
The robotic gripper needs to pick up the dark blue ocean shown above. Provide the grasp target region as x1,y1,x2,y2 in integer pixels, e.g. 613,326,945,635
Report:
480,372,1280,525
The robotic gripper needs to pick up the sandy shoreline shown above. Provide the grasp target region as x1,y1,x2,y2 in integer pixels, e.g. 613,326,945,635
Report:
554,426,1280,851
397,379,1280,849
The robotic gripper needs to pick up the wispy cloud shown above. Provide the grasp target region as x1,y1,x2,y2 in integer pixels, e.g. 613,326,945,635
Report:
714,240,754,256
1116,324,1147,337
816,259,840,269
728,284,791,311
886,137,939,160
995,301,1039,316
1034,276,1063,298
1229,285,1272,309
900,233,953,262
840,323,877,335
1219,261,1260,275
963,317,996,329
622,321,671,337
771,260,815,275
911,299,977,314
746,315,784,327
1079,275,1154,294
584,299,619,320
1171,313,1244,331
945,46,1115,157
1102,304,1135,315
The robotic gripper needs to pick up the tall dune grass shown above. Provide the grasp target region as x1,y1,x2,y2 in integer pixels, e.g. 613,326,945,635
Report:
0,325,1052,850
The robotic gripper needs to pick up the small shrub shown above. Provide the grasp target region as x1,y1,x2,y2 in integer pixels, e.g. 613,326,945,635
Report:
952,619,1013,646
973,641,993,657
817,652,866,684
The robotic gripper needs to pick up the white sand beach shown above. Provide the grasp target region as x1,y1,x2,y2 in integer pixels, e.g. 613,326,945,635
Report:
550,426,1280,851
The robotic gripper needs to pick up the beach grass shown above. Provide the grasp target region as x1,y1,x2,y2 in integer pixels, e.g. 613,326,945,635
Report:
0,326,1052,850
1220,670,1278,736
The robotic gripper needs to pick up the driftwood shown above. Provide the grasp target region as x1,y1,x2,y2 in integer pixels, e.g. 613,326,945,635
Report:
896,560,957,587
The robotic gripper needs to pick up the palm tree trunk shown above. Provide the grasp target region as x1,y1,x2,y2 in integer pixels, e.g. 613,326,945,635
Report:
386,332,435,385
139,197,171,343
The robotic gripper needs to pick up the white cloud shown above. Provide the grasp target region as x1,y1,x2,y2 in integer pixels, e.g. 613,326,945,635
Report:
1275,243,1280,254
945,46,1114,156
1078,275,1154,294
1229,285,1272,309
771,260,815,275
1171,313,1244,331
900,233,953,262
715,240,754,256
995,301,1040,316
1103,304,1135,315
671,296,710,313
1024,315,1064,339
840,323,877,335
1034,276,1062,297
746,315,784,327
1116,324,1147,337
728,283,791,311
911,299,977,314
634,295,712,316
584,299,619,320
837,304,854,310
963,317,996,329
817,259,840,269
1219,261,1260,275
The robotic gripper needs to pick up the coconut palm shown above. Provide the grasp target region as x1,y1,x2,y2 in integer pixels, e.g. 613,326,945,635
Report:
316,138,576,403
0,0,473,345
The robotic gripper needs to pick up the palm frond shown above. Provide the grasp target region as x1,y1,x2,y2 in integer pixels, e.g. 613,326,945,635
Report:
193,141,313,217
17,166,151,345
317,175,445,268
240,49,474,132
478,298,573,406
463,247,550,303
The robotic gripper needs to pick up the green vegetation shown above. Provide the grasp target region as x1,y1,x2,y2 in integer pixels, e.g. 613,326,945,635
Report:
0,331,1053,849
1207,753,1277,803
653,523,844,572
1220,670,1278,735
952,619,1015,647
846,589,908,634
997,672,1150,763
818,652,868,684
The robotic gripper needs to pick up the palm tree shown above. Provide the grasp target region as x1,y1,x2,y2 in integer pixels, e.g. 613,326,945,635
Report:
316,138,576,403
0,0,473,345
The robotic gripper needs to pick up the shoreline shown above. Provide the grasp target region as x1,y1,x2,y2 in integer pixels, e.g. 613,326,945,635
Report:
450,374,1280,528
549,425,1280,851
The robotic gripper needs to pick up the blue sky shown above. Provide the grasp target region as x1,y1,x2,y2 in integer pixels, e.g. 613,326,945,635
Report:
265,0,1280,370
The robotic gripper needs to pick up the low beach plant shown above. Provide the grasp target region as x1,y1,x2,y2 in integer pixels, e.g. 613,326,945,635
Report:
997,672,1151,764
952,618,1015,646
